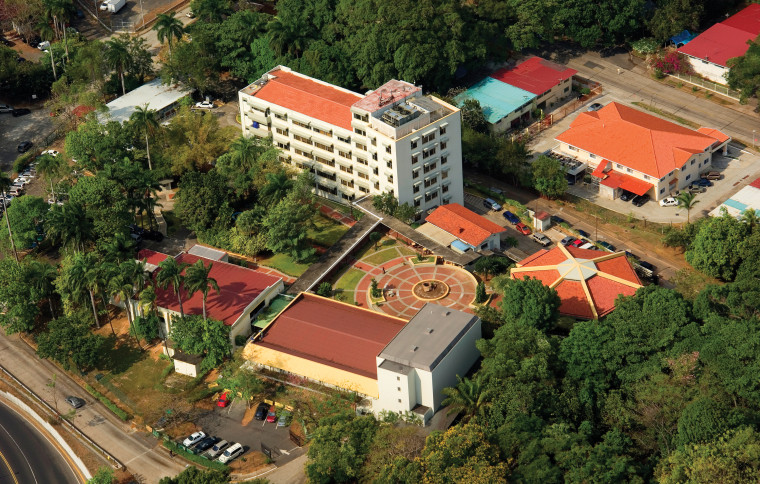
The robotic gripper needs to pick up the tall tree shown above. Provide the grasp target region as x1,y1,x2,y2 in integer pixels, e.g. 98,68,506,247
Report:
68,251,102,327
676,191,698,223
45,202,94,252
35,152,65,203
156,257,189,318
104,36,131,96
129,104,159,171
28,259,57,317
0,172,19,262
532,155,568,198
184,259,219,321
153,13,184,55
441,375,491,422
258,170,294,207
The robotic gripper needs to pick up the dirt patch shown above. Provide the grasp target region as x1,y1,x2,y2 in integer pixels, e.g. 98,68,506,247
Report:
241,405,256,427
229,450,269,474
167,421,199,440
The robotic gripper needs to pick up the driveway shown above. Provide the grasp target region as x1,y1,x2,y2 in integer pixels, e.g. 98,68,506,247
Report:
194,399,304,466
0,109,55,172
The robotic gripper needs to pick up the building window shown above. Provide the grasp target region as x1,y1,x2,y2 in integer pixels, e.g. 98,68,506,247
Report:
424,176,438,188
398,399,402,403
441,155,448,165
354,128,366,136
440,141,447,150
340,179,354,188
589,154,596,159
442,184,449,193
374,181,380,190
644,175,650,180
564,86,570,92
626,168,633,173
274,112,287,120
685,174,691,181
442,170,449,180
385,145,392,154
413,169,420,179
313,141,333,153
396,376,400,381
293,119,310,129
312,126,331,136
293,134,312,145
275,127,288,136
353,112,368,122
414,198,421,207
386,160,393,169
660,187,665,194
338,150,351,159
358,172,369,180
387,175,394,183
568,146,578,151
413,184,420,193
691,159,695,165
422,147,436,159
412,154,419,164
397,387,401,391
339,165,353,174
373,167,378,175
356,157,368,166
336,134,351,144
439,125,447,135
370,138,377,147
423,162,437,174
411,138,419,149
355,142,367,151
422,132,436,144
616,163,623,169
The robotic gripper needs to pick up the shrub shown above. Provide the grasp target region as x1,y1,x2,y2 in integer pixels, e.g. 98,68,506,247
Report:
475,282,487,303
650,50,692,75
234,335,247,346
316,282,333,298
632,37,659,55
13,152,36,174
370,278,382,298
84,384,130,421
163,440,229,471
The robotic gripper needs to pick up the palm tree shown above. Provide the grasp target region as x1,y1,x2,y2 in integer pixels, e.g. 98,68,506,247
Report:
28,260,57,317
104,37,132,96
43,0,74,61
130,105,159,171
109,266,143,349
259,170,294,207
156,257,189,318
229,135,263,167
35,153,65,203
96,261,119,335
46,203,93,253
184,260,219,321
676,191,699,223
742,209,758,229
68,252,102,327
139,285,167,352
441,376,491,422
153,13,184,54
99,232,135,264
0,172,19,262
36,21,57,80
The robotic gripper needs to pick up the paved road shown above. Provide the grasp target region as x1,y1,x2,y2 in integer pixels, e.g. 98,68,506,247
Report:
0,400,80,484
0,333,185,483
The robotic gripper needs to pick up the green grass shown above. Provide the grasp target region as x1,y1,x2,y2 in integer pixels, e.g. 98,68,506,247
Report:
257,253,311,277
84,384,130,421
308,214,349,247
255,295,296,328
334,268,366,293
364,247,405,266
111,356,173,399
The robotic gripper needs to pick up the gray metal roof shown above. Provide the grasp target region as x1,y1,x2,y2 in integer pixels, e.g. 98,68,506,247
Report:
378,303,479,372
188,244,227,261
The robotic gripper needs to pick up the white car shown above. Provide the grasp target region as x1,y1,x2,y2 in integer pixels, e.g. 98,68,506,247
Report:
182,431,206,447
217,442,243,463
194,100,214,109
37,41,50,51
659,197,678,207
13,178,28,187
41,149,59,157
0,104,13,113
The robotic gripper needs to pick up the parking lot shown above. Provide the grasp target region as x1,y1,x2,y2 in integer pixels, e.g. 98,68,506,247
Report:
0,108,55,172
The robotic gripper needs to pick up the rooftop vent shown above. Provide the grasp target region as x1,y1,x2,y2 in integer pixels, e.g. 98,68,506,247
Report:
426,328,434,334
410,345,418,352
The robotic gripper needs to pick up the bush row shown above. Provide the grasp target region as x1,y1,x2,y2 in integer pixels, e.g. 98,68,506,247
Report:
162,439,229,472
84,384,130,421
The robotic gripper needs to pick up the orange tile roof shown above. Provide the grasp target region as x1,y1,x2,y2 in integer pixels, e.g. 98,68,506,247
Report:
697,127,731,144
252,69,362,130
511,246,642,319
556,103,719,178
426,203,506,247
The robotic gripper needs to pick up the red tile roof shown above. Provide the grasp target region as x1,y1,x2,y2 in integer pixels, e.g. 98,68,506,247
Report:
251,69,362,130
596,170,653,196
750,177,760,190
511,246,642,319
680,4,760,67
591,160,610,178
490,57,577,96
696,127,731,144
556,103,719,178
140,250,282,326
253,293,407,379
426,203,506,247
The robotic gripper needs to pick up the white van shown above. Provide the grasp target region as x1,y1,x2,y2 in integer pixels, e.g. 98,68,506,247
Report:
579,242,596,250
217,442,243,463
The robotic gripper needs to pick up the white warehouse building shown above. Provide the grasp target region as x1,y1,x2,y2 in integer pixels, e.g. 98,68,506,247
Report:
238,66,464,218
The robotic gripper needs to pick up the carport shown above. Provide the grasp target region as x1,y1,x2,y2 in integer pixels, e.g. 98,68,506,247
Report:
415,223,458,247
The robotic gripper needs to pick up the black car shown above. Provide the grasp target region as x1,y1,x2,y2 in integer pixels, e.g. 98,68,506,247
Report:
17,141,33,153
551,215,566,225
65,396,86,408
632,194,650,207
12,108,31,117
191,436,219,454
254,402,269,420
576,229,590,238
619,190,634,202
598,241,616,252
587,103,603,111
638,260,656,272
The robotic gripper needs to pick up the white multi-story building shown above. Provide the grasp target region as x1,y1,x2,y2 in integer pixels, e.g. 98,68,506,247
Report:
238,66,464,217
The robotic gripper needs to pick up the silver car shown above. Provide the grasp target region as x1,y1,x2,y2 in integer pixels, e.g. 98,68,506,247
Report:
204,439,229,459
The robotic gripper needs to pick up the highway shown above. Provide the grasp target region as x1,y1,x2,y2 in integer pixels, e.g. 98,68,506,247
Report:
0,401,80,484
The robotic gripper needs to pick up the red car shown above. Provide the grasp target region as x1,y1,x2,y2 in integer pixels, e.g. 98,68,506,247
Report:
571,239,584,247
266,406,277,423
216,392,230,408
515,222,532,235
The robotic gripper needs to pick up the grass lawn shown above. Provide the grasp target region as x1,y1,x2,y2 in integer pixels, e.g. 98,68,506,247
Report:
334,268,366,293
364,247,406,266
257,253,312,277
308,214,349,247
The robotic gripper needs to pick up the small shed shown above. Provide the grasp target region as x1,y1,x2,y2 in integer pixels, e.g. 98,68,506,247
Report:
163,346,204,377
533,211,551,231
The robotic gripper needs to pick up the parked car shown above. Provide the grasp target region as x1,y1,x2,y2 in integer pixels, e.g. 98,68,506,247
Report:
191,436,219,455
41,149,59,157
560,236,576,246
515,222,531,235
277,411,291,428
638,260,656,272
632,194,650,207
576,229,590,238
195,100,214,109
254,402,269,420
587,103,603,111
531,233,551,246
182,431,206,447
17,141,33,153
571,239,584,248
598,241,616,252
12,108,31,117
694,178,712,187
65,396,85,408
37,41,50,51
688,184,706,194
0,104,13,113
551,215,566,225
659,197,678,207
579,242,596,250
482,198,502,211
701,171,722,180
205,440,229,459
216,392,230,408
218,443,244,464
619,190,634,202
266,406,277,423
502,210,520,224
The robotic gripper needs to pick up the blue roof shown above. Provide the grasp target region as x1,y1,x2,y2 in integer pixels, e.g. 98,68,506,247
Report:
454,77,536,124
450,239,475,253
723,198,748,212
670,30,695,46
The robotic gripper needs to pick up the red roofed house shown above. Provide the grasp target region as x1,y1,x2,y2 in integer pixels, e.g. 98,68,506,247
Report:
678,4,760,84
244,294,481,424
136,247,284,347
421,203,507,252
555,102,730,201
238,66,464,220
511,245,643,319
491,56,577,112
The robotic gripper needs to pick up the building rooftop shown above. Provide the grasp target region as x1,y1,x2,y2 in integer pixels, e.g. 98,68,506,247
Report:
101,78,191,124
187,244,227,261
709,176,760,219
253,293,407,379
454,77,535,124
378,303,480,372
679,4,760,67
512,245,643,319
490,56,577,96
425,203,506,247
352,79,421,113
556,103,729,178
241,67,362,131
137,249,282,326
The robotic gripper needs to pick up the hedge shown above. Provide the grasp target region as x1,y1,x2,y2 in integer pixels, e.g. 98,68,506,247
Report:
85,384,130,421
162,440,229,472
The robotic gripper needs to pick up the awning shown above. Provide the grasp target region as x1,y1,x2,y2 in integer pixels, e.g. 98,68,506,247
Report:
618,176,653,196
591,160,610,178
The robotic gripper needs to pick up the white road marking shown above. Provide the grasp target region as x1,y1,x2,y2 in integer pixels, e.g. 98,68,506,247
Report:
0,420,38,484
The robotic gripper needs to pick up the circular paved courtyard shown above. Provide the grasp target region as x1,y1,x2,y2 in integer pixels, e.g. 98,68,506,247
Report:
352,251,477,319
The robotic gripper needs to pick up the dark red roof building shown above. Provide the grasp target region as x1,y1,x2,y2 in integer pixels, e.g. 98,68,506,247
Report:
491,56,577,96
